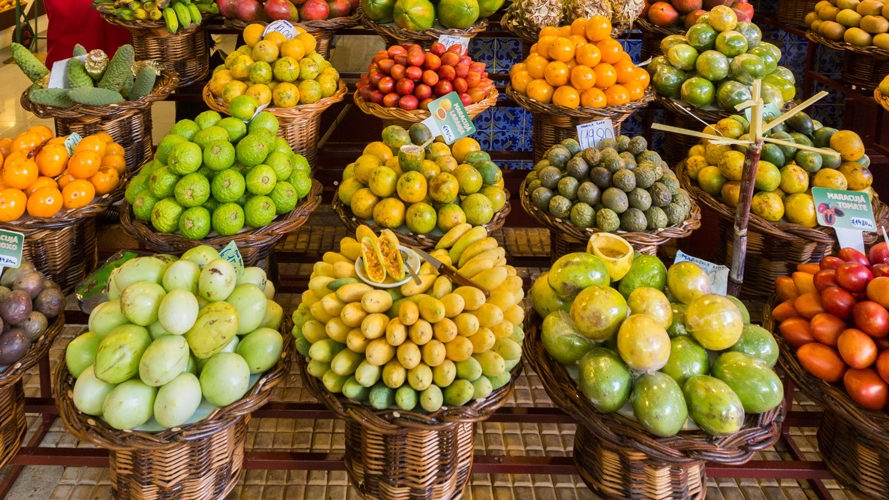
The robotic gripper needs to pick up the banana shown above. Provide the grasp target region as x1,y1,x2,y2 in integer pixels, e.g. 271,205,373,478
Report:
435,223,472,250
447,226,487,264
457,237,498,268
163,7,178,33
149,7,163,20
172,2,191,27
186,3,201,24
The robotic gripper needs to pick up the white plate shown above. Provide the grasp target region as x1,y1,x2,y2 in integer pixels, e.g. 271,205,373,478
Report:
355,245,422,288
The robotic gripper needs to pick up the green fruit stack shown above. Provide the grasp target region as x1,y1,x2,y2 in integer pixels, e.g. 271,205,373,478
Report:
361,0,505,31
125,109,314,239
530,245,784,438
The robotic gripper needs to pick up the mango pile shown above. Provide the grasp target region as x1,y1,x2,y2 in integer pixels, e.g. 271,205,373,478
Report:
531,233,783,437
293,225,524,412
806,0,889,50
683,112,871,226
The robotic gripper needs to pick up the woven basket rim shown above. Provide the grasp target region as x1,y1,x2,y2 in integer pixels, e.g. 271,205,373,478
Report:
635,17,684,37
202,80,347,120
525,312,784,463
118,179,323,252
298,347,518,433
806,30,889,58
507,83,654,120
875,88,889,112
656,95,733,124
21,70,179,120
358,11,488,42
332,189,511,249
223,14,360,32
353,87,499,122
97,8,208,35
0,313,65,388
54,324,294,450
519,178,702,248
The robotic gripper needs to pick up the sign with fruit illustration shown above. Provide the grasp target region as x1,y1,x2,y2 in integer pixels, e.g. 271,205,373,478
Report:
422,93,476,144
0,230,24,268
813,187,876,231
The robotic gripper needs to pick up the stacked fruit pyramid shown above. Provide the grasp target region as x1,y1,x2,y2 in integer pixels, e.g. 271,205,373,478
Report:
359,0,504,33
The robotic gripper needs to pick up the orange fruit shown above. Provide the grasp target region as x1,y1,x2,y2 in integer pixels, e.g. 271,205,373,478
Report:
615,52,633,65
74,136,107,158
10,132,42,155
544,61,570,87
581,87,608,108
2,157,38,190
548,37,576,63
570,65,597,91
105,142,125,156
584,15,613,42
575,44,602,67
596,39,624,64
605,84,631,106
510,62,527,76
67,151,102,179
624,81,645,100
62,179,96,210
91,132,115,144
557,25,572,37
631,68,651,88
569,35,588,47
593,64,617,88
45,137,66,147
525,53,548,80
26,176,58,197
510,70,533,93
57,170,77,188
280,38,306,60
526,79,555,104
552,86,581,108
536,36,558,58
0,139,12,157
243,23,266,47
539,26,560,37
28,125,53,142
101,153,127,175
0,188,26,222
90,167,120,195
35,143,68,177
263,31,287,47
27,187,63,218
615,61,638,83
571,18,588,36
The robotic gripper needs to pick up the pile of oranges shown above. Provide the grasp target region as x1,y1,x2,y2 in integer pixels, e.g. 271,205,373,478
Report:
0,126,125,222
509,16,651,108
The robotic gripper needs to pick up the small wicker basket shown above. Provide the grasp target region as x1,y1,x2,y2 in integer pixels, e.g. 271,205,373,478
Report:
507,84,654,162
806,31,889,91
97,7,210,87
300,353,517,500
353,88,499,129
0,313,65,470
776,0,817,28
54,331,293,500
332,189,511,249
525,314,783,499
203,82,347,165
519,178,701,259
20,71,178,172
119,179,322,269
359,11,488,47
635,19,683,59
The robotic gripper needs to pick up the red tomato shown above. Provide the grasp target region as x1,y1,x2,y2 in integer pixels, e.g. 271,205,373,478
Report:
873,263,889,278
844,368,888,410
868,242,889,265
820,286,856,318
797,343,847,382
837,328,878,369
810,312,846,346
820,256,845,270
836,262,874,292
853,301,889,338
779,317,815,348
813,269,839,292
839,247,871,266
867,276,889,308
876,350,889,384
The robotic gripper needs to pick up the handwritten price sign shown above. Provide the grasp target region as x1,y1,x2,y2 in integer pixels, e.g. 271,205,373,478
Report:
576,119,615,150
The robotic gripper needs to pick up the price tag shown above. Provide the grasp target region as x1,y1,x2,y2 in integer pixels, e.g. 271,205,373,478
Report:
673,250,730,295
248,102,270,122
576,119,615,150
219,241,245,275
420,92,476,145
262,20,299,39
438,35,470,54
64,132,83,157
0,230,25,270
812,187,876,252
48,55,87,89
744,102,781,121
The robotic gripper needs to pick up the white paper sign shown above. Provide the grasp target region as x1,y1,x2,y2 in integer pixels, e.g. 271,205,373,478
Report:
220,240,245,275
673,250,729,295
64,132,83,157
438,35,470,53
576,119,615,150
48,55,86,89
263,20,299,39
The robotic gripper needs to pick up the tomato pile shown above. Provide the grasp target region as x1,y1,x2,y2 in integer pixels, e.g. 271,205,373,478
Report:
772,244,889,411
0,126,125,221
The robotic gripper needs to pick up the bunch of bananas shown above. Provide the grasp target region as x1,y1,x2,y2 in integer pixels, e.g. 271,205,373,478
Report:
93,0,217,32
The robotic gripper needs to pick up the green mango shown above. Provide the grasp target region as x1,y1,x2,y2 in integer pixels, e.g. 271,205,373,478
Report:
683,375,745,436
632,372,688,437
711,352,784,413
578,347,632,413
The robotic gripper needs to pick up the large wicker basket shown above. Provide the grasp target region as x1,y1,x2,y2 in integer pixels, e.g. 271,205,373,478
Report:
0,313,64,470
96,6,210,87
525,314,783,499
636,18,683,59
20,71,178,172
500,12,633,45
54,331,293,500
359,11,488,47
119,179,322,268
332,189,511,249
203,82,347,165
764,299,889,499
676,161,888,312
519,178,701,259
353,88,499,129
223,15,360,58
507,84,654,162
299,353,517,500
806,31,889,91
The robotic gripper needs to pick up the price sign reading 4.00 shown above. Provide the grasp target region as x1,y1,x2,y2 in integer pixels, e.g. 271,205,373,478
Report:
576,119,615,150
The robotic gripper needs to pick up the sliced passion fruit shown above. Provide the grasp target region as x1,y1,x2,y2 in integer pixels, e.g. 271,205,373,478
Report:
356,224,376,242
379,229,405,281
360,235,387,283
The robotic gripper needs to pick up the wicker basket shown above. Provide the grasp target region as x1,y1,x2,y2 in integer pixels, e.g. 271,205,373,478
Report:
519,178,701,259
332,189,511,249
525,314,783,499
500,12,633,45
223,15,360,58
0,313,64,470
203,82,347,165
636,18,683,59
764,300,889,499
676,161,888,311
777,0,817,28
20,71,178,172
97,7,210,87
353,88,499,129
806,31,889,91
54,330,293,500
299,353,517,500
875,88,889,112
359,11,487,47
119,179,322,268
507,84,654,162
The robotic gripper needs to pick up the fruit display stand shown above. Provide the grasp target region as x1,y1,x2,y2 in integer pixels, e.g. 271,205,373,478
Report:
353,88,499,129
20,70,178,173
203,81,347,165
805,31,889,91
507,84,654,163
119,179,323,268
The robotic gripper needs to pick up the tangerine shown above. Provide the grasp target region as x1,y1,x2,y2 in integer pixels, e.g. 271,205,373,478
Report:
280,39,306,60
544,61,570,87
67,151,102,179
624,81,645,100
35,143,68,177
57,170,77,188
553,86,581,108
10,132,41,155
91,132,115,144
243,23,265,47
536,35,558,58
26,176,58,197
584,15,613,42
28,125,53,142
0,188,26,222
596,39,624,64
525,53,548,79
2,157,38,190
26,187,63,218
605,84,631,106
74,136,107,158
581,87,608,108
575,44,602,67
263,31,287,47
571,18,587,36
539,26,560,37
0,139,12,157
90,167,120,195
105,142,125,156
101,153,127,174
62,179,96,209
510,62,527,76
526,79,554,103
558,25,571,37
570,65,597,91
631,67,651,87
593,63,618,88
615,61,638,83
510,70,533,93
569,35,588,47
548,37,576,62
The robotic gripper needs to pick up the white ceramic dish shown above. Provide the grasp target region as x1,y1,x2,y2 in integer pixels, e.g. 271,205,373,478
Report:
355,245,422,288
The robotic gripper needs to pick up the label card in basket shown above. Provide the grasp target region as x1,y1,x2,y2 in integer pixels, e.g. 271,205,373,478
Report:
48,55,86,89
421,92,475,145
220,241,245,274
438,35,470,54
263,20,299,39
576,119,615,150
64,132,83,157
812,187,875,252
0,229,25,270
674,250,729,295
